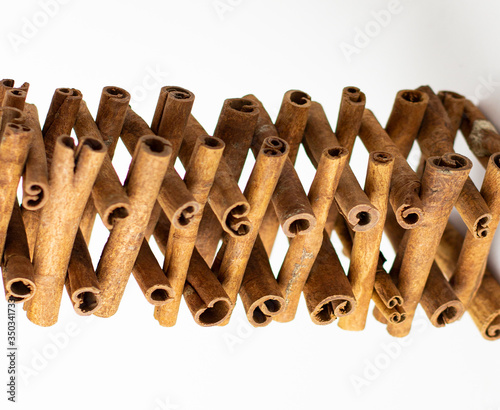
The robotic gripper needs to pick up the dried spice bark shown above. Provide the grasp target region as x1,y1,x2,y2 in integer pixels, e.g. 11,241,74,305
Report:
417,86,491,239
2,200,36,303
275,144,349,322
387,153,471,337
339,151,394,331
304,102,380,232
359,109,423,229
245,94,315,255
155,135,225,326
26,136,106,326
95,136,171,318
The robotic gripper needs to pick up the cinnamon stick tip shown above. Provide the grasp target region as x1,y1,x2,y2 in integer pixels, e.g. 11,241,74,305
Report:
22,181,49,210
140,135,172,157
371,151,394,164
343,86,366,104
285,90,312,107
201,135,224,150
283,213,316,238
226,97,259,115
396,204,423,229
104,204,130,229
347,204,380,232
173,200,200,229
431,300,465,328
102,86,131,102
71,288,102,316
5,278,36,303
162,85,195,102
56,87,82,99
145,285,173,306
312,297,356,325
247,295,285,327
483,315,500,341
323,146,349,160
262,136,289,157
437,90,465,102
194,297,232,327
398,89,429,106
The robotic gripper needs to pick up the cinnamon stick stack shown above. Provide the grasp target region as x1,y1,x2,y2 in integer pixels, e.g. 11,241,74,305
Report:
0,80,496,341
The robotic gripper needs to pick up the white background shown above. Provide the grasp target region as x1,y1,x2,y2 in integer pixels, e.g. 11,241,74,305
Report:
1,0,499,409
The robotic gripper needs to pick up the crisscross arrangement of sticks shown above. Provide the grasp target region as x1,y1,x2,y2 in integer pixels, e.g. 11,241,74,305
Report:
1,80,499,340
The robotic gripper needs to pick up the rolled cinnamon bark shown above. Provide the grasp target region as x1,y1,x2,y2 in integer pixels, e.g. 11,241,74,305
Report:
469,271,500,341
450,153,500,307
244,93,315,254
275,146,349,322
22,104,49,210
385,89,429,159
155,135,225,326
183,249,232,327
95,136,171,318
0,79,29,106
339,151,395,331
183,115,251,262
239,236,285,327
359,109,423,229
435,223,500,340
121,108,200,229
151,86,195,160
26,135,106,326
215,137,289,314
420,262,464,327
329,213,406,325
335,86,366,155
417,85,491,239
132,240,173,306
42,88,82,167
304,102,379,232
79,86,131,242
387,153,472,337
151,210,232,326
74,101,130,230
66,229,101,315
3,89,27,110
2,200,36,303
302,231,356,325
460,99,500,168
0,120,32,257
372,262,406,325
437,90,466,138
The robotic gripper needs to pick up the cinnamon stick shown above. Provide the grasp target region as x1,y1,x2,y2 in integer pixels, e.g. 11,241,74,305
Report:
2,200,36,303
155,135,225,326
26,135,106,326
121,108,200,229
359,109,423,229
304,102,380,232
22,104,49,210
0,79,29,106
339,151,395,331
450,153,500,307
215,137,288,316
245,93,316,255
275,145,349,322
416,85,491,239
0,109,30,258
387,153,472,337
302,231,356,325
66,229,101,315
184,115,251,262
335,86,366,155
152,210,232,326
385,89,429,159
437,90,466,138
95,136,171,318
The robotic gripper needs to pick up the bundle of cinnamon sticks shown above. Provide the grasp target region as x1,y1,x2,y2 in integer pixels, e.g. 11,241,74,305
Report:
1,78,499,340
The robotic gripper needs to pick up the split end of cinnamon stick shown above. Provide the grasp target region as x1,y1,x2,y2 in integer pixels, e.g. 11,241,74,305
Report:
71,287,101,316
246,295,285,327
311,296,356,325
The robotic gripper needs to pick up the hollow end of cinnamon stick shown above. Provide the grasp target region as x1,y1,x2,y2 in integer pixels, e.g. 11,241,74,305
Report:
145,285,174,306
221,201,252,237
5,276,36,303
282,213,316,237
193,296,232,327
394,204,424,230
103,204,130,229
311,296,356,325
430,301,465,328
344,204,380,232
172,200,200,228
71,287,101,316
247,295,284,327
22,182,49,210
